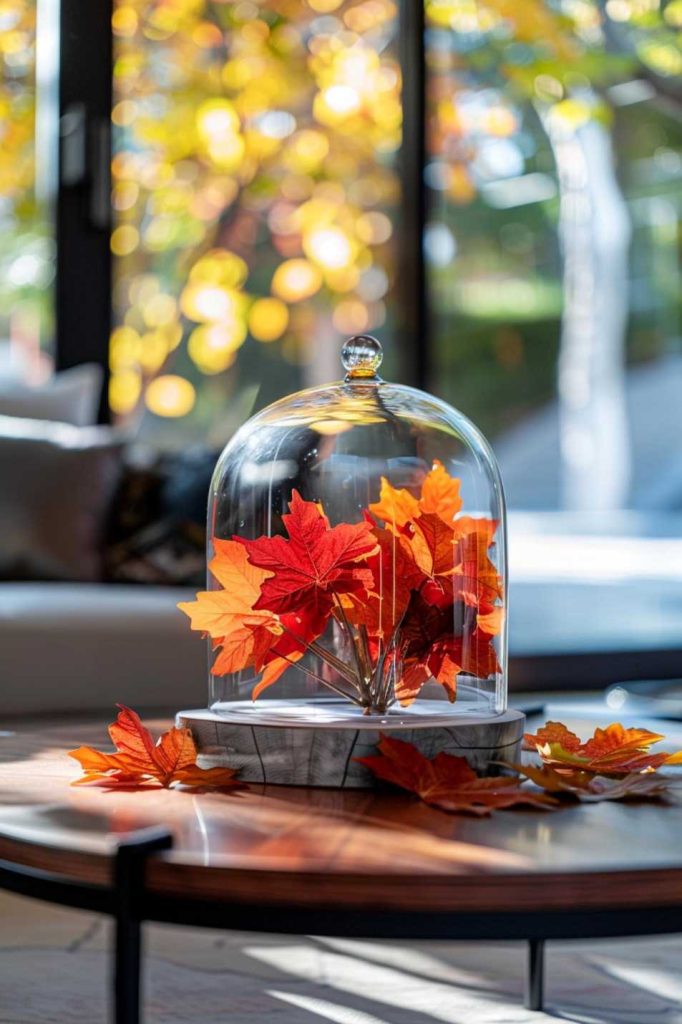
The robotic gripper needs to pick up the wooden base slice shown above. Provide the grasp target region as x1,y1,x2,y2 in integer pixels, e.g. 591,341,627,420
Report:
176,700,526,789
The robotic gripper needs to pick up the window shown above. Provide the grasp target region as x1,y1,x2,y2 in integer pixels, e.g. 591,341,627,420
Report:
0,0,57,381
109,0,402,443
426,1,682,514
2,0,681,673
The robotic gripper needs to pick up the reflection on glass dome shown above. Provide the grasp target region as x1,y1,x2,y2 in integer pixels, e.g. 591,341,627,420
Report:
181,336,507,721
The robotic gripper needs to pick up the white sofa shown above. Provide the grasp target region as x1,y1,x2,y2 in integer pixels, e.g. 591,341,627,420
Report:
4,554,682,716
1,583,205,716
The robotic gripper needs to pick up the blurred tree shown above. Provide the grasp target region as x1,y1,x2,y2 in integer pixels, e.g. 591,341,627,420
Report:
425,0,681,509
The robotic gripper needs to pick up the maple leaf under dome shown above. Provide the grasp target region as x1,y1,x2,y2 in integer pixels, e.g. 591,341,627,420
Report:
179,464,506,711
238,490,378,620
178,539,283,676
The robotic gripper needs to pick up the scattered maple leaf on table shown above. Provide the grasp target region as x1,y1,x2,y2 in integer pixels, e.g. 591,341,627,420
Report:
523,721,583,753
514,762,675,803
69,706,241,790
523,720,682,775
356,734,557,816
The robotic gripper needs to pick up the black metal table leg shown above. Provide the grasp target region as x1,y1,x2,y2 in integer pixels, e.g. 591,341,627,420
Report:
113,827,173,1024
525,938,545,1011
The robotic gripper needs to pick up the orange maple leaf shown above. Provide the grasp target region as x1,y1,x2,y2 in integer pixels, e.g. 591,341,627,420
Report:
451,522,504,607
178,539,282,675
582,723,663,759
369,460,462,529
523,721,583,753
69,706,240,789
368,475,421,530
382,513,501,621
356,734,556,815
370,465,502,617
398,511,458,580
419,460,463,523
513,762,674,802
523,720,680,775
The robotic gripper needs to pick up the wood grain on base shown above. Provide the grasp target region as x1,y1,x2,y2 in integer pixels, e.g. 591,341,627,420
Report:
176,707,526,787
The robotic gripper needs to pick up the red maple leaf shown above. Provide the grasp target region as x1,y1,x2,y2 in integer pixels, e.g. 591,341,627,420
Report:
238,491,378,622
341,517,423,640
356,734,556,816
395,596,500,704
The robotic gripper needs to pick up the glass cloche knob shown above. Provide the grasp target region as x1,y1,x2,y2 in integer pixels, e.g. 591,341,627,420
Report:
341,335,383,380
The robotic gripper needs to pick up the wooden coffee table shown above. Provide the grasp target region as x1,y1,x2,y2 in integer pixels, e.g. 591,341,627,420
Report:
1,711,682,1023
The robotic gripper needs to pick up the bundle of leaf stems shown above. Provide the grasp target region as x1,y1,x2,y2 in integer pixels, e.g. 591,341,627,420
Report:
279,597,403,715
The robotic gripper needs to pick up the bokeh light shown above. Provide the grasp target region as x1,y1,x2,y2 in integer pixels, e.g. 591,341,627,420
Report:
109,0,401,428
248,297,289,342
0,0,54,360
188,322,246,372
271,259,323,302
145,374,196,417
103,0,682,441
111,225,140,256
109,368,142,414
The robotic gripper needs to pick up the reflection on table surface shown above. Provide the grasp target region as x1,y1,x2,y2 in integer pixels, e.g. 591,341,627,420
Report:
1,708,682,888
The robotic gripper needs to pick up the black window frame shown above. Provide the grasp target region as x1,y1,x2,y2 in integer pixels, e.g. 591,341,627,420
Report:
56,0,113,422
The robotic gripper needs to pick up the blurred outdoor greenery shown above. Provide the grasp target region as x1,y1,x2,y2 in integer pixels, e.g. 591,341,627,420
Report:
0,0,680,443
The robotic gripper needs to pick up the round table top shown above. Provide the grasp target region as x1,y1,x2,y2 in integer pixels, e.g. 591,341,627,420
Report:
2,707,682,917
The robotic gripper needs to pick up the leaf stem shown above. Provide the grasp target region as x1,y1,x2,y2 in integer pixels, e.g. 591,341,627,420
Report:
332,596,371,704
274,618,364,700
277,621,360,689
308,639,361,688
274,652,365,706
357,625,374,684
372,606,407,711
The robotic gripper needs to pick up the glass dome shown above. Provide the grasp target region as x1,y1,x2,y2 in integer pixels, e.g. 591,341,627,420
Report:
199,336,507,725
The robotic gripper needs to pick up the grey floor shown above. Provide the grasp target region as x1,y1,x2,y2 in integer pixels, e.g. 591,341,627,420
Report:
1,892,681,1023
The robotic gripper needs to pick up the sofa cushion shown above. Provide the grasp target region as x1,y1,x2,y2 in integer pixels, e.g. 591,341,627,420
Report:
103,448,216,586
0,583,205,715
0,416,123,582
0,364,103,426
